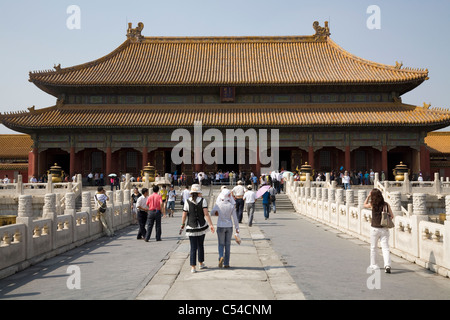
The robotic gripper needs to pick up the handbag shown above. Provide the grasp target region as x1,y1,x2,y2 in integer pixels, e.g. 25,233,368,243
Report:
234,233,241,245
380,204,394,228
95,195,107,213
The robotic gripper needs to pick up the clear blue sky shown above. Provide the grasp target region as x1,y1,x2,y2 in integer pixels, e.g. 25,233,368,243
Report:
1,0,449,134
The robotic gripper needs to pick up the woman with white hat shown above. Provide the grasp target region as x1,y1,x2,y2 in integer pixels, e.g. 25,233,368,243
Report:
180,184,215,273
210,188,240,268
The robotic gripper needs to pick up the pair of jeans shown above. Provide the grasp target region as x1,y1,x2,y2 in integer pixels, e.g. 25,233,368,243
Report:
271,200,276,213
99,210,114,237
263,203,270,219
370,227,391,267
247,203,255,226
137,210,147,239
145,210,162,241
235,198,244,223
189,234,205,266
217,227,233,266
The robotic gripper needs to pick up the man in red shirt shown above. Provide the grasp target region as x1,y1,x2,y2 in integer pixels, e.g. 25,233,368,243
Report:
145,185,166,242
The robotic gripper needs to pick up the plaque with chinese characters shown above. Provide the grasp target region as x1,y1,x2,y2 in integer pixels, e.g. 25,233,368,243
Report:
220,87,235,103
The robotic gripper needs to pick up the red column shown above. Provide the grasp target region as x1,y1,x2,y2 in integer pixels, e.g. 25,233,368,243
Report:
308,146,314,170
420,145,430,179
142,146,148,167
345,146,351,171
382,146,388,174
28,148,38,181
70,146,75,177
106,147,112,175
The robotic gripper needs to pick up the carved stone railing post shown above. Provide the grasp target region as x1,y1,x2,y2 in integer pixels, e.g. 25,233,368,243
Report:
325,172,330,185
328,188,335,202
322,188,328,202
374,172,379,188
64,192,76,216
412,193,427,215
46,174,53,193
316,187,322,200
389,191,402,216
434,173,441,194
305,173,311,188
446,195,450,221
345,189,354,206
305,187,310,198
43,193,56,218
311,187,316,199
444,196,450,269
144,173,150,189
106,189,114,208
403,173,411,194
81,191,92,213
43,193,57,249
336,189,344,205
358,190,367,209
411,193,429,257
16,174,23,196
15,195,34,259
64,192,76,242
115,189,124,225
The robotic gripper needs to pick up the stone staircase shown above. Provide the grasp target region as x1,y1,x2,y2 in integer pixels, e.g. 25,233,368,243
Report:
254,192,295,212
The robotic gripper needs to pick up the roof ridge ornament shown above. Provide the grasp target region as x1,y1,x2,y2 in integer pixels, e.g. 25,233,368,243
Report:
313,21,330,40
127,22,144,42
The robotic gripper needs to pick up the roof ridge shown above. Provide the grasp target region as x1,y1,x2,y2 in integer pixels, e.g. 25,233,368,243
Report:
140,35,321,43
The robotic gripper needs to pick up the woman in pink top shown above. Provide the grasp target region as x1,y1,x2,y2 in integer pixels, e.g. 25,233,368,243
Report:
145,185,166,242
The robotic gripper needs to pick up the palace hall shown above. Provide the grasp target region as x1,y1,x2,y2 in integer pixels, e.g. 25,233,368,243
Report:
2,21,450,182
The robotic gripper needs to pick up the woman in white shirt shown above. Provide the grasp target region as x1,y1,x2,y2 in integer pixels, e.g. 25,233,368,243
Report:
180,184,215,273
210,189,240,268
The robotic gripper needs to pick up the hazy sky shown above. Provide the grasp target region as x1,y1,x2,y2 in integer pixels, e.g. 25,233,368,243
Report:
1,0,449,134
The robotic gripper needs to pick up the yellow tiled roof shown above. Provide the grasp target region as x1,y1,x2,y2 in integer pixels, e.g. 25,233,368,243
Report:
0,134,32,159
29,35,428,87
2,103,450,131
425,132,450,154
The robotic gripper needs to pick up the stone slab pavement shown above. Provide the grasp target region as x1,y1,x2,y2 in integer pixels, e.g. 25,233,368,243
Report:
136,212,305,300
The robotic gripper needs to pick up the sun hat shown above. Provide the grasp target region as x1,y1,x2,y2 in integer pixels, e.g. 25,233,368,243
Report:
190,184,202,194
217,189,231,202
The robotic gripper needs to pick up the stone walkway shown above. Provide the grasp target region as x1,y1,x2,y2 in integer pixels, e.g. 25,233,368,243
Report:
136,211,305,300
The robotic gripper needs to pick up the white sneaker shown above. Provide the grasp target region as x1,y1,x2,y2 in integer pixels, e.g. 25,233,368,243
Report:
191,267,196,273
369,264,380,270
199,263,207,270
